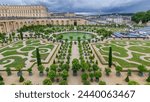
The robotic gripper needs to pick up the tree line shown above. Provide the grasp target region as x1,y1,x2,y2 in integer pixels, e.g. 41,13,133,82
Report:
132,10,150,23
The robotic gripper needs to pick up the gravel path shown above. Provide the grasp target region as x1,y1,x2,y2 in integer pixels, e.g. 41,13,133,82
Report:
68,42,82,85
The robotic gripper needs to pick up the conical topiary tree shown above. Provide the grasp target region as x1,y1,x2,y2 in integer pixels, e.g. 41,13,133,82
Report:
19,75,24,82
108,47,112,68
20,31,23,40
146,76,150,82
125,75,129,82
0,75,3,81
36,48,42,66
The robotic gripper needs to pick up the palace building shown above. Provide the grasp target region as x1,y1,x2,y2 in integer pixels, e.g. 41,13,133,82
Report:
0,5,88,33
0,5,48,18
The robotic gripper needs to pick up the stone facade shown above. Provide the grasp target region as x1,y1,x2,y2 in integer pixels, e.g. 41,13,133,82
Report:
0,18,87,33
0,5,88,33
0,5,48,17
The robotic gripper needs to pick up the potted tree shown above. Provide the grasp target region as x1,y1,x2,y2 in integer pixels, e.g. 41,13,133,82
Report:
59,80,68,85
43,78,52,85
50,64,58,72
27,68,32,76
61,70,68,80
16,67,22,77
128,81,139,85
23,80,32,85
92,64,99,72
72,59,80,76
105,68,111,76
6,67,11,76
115,66,123,77
99,81,106,85
48,70,56,82
83,80,91,85
45,67,49,76
137,65,147,76
89,72,94,82
127,69,132,76
61,64,70,71
81,73,88,82
94,71,102,82
38,65,45,76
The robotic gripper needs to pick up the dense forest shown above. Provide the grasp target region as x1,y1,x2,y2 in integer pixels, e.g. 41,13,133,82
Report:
132,10,150,23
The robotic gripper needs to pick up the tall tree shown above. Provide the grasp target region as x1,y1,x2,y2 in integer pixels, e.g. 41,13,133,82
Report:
108,46,112,68
20,32,23,40
36,48,42,66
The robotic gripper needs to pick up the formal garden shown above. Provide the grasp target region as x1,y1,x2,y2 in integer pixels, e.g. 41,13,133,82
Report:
0,25,150,85
0,39,54,70
95,40,150,68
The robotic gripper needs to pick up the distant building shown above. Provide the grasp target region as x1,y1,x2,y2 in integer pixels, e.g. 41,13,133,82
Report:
64,12,76,17
106,15,131,24
147,21,150,26
51,12,76,18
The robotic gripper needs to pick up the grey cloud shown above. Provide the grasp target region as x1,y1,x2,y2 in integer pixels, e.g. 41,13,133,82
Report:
0,0,150,13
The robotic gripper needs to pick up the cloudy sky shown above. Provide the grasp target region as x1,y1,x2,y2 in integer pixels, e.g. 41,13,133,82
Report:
1,0,150,13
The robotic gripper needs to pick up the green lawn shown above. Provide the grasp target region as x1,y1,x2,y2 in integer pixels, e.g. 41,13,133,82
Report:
56,32,94,41
128,46,150,53
129,52,150,66
21,46,35,51
2,50,28,56
0,44,23,52
0,56,27,69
